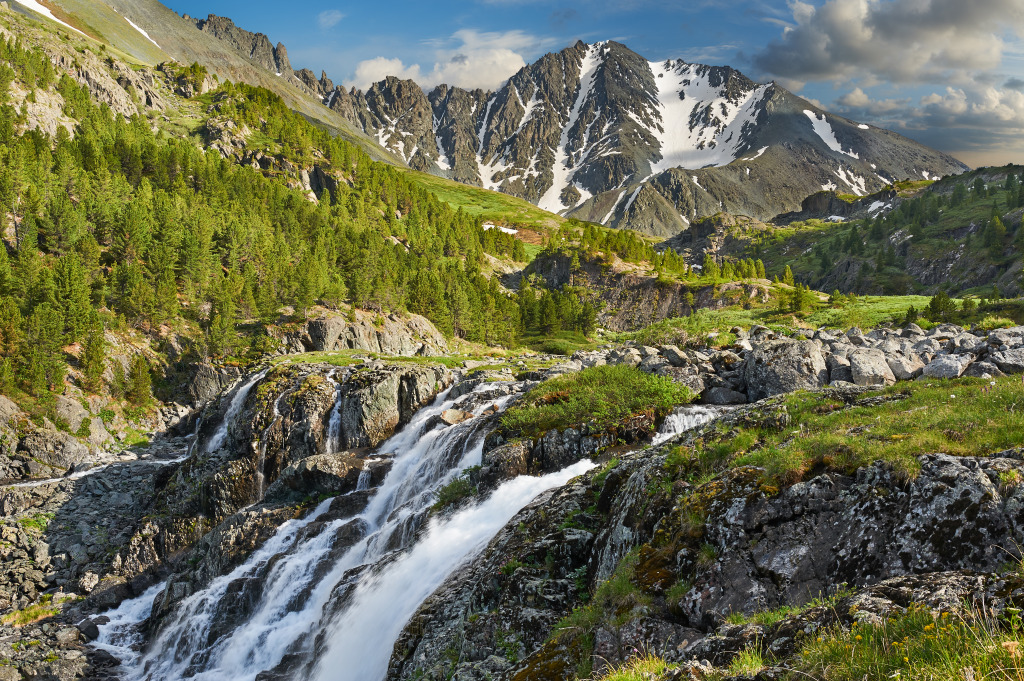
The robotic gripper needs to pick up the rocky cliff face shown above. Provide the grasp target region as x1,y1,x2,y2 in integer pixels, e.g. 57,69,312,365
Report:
384,404,1024,681
193,15,295,83
327,40,967,235
275,310,449,357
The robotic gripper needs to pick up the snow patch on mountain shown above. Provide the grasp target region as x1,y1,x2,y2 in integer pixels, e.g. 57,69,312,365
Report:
601,190,628,224
116,12,161,49
835,166,867,196
803,110,860,159
648,61,769,173
538,45,603,213
621,185,643,216
13,0,86,36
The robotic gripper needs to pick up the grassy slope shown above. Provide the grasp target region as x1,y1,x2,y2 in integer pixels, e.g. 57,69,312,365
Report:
734,168,1023,297
401,170,564,232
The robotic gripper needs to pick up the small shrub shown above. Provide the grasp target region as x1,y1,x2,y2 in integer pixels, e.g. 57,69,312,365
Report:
431,474,476,512
500,558,526,576
978,315,1015,331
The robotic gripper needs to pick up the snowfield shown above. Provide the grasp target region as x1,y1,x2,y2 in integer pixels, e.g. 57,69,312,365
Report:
804,110,860,159
648,60,770,173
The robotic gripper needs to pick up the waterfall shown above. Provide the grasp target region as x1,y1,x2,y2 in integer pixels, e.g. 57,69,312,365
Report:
312,458,595,681
205,368,269,454
653,404,731,445
356,463,372,492
97,381,585,681
326,372,346,454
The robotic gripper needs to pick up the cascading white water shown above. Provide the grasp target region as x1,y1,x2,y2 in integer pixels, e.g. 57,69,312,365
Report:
205,368,269,454
653,404,731,445
313,458,595,681
325,370,348,454
92,496,337,664
97,381,581,681
356,464,372,492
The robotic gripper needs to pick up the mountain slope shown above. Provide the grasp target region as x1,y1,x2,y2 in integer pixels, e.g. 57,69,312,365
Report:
326,41,967,235
16,0,404,164
35,0,962,237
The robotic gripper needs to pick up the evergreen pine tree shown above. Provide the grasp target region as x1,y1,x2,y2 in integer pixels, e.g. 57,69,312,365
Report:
81,322,106,394
126,353,151,406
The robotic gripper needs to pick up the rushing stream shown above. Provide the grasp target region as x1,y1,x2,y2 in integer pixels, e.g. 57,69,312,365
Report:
96,379,594,681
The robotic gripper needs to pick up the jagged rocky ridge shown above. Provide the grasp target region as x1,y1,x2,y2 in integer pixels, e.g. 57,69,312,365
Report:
147,12,968,235
25,2,968,235
321,41,966,235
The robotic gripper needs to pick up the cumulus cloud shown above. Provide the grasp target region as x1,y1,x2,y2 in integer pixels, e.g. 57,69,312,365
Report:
349,29,555,91
316,10,344,30
835,87,909,115
753,0,1024,87
754,0,1024,163
351,57,422,88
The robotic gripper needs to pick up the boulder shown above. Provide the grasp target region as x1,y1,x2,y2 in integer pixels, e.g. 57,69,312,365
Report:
990,348,1024,374
849,348,896,387
845,327,867,346
745,340,828,402
439,409,473,426
825,355,853,384
479,441,530,489
638,356,670,374
17,430,90,473
660,345,690,367
656,366,705,395
265,453,364,500
885,352,926,381
921,354,968,379
702,387,747,405
54,396,88,432
964,361,1006,379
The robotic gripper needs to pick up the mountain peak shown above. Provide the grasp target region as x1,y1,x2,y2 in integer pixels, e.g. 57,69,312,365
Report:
321,39,965,234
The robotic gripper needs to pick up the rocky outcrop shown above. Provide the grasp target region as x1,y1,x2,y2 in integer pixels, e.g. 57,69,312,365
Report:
384,397,1024,681
194,15,294,79
276,310,448,357
745,340,828,401
541,324,1024,408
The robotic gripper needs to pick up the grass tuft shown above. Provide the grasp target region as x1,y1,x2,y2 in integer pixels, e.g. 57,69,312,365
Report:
794,603,1024,681
501,365,696,438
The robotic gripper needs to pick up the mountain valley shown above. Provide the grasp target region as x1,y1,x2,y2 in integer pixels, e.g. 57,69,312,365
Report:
0,2,1018,681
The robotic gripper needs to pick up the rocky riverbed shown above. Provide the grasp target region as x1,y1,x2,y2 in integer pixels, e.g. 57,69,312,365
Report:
0,323,1019,680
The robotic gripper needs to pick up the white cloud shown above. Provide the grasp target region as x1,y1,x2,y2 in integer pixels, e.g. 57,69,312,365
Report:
754,0,1024,163
351,57,422,89
348,29,556,91
753,0,1024,87
317,10,344,30
836,87,909,115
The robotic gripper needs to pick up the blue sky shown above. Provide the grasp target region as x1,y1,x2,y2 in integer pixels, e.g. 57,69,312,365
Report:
165,0,1024,168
